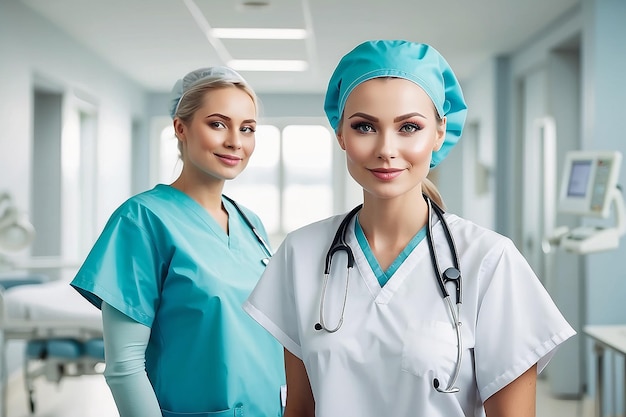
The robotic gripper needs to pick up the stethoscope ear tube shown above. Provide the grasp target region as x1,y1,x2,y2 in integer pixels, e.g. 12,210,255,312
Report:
222,195,273,266
324,204,362,274
316,196,464,394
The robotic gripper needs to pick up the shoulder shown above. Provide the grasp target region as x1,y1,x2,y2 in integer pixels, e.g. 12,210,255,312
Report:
444,214,523,267
445,214,514,247
103,185,178,229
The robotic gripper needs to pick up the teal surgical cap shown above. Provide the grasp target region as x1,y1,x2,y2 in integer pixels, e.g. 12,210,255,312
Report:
324,40,467,168
169,66,248,119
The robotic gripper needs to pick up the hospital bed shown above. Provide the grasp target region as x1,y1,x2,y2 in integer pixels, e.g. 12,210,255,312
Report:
0,276,104,417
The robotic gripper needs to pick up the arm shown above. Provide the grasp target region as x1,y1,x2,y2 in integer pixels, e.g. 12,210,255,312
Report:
101,302,162,417
484,364,537,417
283,348,315,417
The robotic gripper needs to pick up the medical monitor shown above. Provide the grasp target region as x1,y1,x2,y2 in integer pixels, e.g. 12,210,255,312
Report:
558,150,622,218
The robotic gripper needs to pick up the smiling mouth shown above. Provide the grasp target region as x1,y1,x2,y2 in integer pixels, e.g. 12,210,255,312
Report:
216,154,243,166
369,168,403,180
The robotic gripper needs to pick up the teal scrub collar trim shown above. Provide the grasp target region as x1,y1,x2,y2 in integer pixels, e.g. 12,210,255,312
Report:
324,40,468,168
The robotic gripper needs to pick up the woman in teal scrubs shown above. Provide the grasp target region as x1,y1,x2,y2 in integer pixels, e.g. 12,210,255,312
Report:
71,67,285,416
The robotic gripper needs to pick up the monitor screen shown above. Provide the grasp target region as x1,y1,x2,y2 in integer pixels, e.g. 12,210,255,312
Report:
558,151,622,218
566,160,592,197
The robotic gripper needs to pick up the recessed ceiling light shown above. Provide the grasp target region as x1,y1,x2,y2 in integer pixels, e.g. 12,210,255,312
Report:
211,28,307,40
241,0,270,6
228,59,308,72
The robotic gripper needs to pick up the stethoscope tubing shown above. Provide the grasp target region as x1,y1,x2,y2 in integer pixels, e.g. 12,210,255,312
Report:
222,195,273,264
316,195,464,394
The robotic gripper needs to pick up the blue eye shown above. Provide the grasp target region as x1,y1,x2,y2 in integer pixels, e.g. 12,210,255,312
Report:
400,123,421,133
351,122,375,133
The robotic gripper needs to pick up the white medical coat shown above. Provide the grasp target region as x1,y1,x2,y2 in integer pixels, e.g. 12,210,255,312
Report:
244,211,575,417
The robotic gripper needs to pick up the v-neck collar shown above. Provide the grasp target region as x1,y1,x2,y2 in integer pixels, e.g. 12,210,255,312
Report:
157,184,237,249
354,215,427,287
346,213,437,305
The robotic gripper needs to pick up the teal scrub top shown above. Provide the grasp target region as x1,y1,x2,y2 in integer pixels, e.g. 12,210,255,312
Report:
71,184,285,416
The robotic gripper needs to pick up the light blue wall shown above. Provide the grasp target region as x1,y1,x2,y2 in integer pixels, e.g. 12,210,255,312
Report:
441,59,497,229
581,0,626,413
482,0,626,408
582,0,626,325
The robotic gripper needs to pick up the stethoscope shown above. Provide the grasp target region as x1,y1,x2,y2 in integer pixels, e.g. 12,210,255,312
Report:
314,195,463,394
222,195,273,266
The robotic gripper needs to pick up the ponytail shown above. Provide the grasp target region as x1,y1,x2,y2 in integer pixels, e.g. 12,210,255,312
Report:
422,177,445,210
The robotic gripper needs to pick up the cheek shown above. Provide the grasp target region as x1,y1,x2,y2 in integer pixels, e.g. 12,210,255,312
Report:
405,141,436,160
243,136,256,156
342,138,375,161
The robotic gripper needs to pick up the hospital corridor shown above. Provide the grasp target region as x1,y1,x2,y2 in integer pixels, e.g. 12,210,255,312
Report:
2,0,626,415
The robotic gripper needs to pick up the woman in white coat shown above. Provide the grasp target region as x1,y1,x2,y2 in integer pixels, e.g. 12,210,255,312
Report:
243,39,575,417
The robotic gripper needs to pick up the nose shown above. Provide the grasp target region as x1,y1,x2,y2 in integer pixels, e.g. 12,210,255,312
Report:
376,130,397,160
224,130,242,150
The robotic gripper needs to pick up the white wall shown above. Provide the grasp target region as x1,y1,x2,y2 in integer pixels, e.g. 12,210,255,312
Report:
0,0,147,235
0,0,149,381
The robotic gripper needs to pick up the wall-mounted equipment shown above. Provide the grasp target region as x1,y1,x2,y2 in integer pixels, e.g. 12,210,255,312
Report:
551,151,624,254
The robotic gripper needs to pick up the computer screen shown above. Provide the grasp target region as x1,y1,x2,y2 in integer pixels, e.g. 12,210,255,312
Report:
558,150,622,218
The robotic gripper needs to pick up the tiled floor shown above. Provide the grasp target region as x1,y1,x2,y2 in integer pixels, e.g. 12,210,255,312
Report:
4,372,594,417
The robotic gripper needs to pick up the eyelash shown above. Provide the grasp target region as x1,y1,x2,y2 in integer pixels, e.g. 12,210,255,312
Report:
350,121,422,134
351,122,374,133
400,123,421,133
209,121,256,133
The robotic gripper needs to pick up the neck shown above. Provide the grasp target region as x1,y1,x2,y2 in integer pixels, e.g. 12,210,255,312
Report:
170,172,224,212
358,192,428,247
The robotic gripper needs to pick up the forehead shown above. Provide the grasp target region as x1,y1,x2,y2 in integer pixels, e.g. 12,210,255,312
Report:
198,86,255,111
344,77,435,115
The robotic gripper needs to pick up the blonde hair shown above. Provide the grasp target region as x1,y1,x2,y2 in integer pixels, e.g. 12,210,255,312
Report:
422,177,445,209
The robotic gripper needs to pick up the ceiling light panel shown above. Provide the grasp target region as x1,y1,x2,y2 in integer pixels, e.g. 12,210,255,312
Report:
222,39,307,61
228,59,308,72
211,28,307,40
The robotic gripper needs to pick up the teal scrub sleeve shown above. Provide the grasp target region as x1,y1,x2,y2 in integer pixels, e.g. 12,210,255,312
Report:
72,214,162,326
102,302,162,417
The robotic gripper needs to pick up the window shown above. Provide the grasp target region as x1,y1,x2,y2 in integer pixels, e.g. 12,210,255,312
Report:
156,121,339,246
224,123,334,245
224,125,281,233
281,125,333,231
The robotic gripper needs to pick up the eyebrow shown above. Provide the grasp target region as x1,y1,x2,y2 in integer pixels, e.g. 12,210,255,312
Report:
206,113,257,124
347,112,427,122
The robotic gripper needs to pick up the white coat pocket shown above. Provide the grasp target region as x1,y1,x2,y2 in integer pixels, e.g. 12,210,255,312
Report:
401,320,458,380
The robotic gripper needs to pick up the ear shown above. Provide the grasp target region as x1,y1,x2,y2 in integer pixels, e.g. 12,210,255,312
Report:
173,118,186,143
433,116,447,152
336,131,346,150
